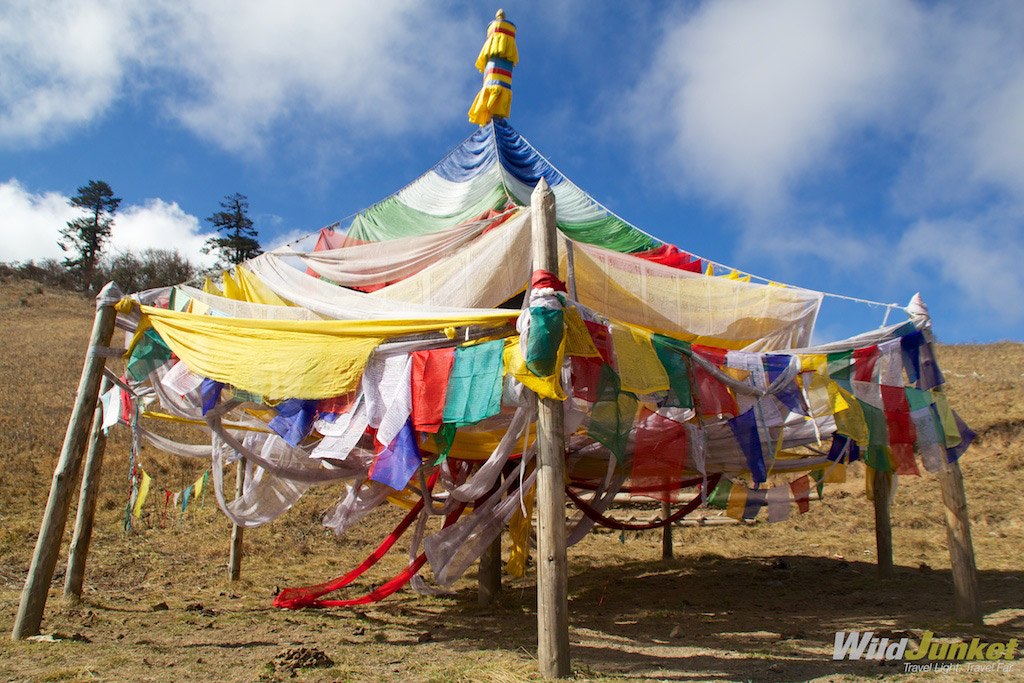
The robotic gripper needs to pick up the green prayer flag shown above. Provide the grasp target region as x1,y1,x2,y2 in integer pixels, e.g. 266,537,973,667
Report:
707,479,733,509
587,364,638,464
126,328,172,381
652,334,694,410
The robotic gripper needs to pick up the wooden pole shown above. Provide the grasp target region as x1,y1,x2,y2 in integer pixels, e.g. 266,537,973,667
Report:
937,459,981,623
228,458,246,581
13,283,119,640
531,177,570,679
478,480,502,606
873,468,894,579
660,501,673,560
63,376,113,601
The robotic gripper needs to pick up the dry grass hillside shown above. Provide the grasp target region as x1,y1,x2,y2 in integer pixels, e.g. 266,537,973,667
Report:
0,276,1021,683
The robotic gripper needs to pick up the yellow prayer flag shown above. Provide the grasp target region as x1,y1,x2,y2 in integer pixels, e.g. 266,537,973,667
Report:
506,480,536,578
725,485,748,521
202,276,223,297
932,391,962,448
705,263,714,276
133,470,152,518
824,462,846,483
563,306,601,358
193,471,205,499
503,336,566,401
610,324,670,394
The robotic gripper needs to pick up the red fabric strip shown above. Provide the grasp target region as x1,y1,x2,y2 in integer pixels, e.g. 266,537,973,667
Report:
410,348,456,433
530,269,567,292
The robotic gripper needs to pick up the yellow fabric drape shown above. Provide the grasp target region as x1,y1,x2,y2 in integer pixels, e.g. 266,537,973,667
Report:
563,306,601,358
139,306,515,400
234,267,294,307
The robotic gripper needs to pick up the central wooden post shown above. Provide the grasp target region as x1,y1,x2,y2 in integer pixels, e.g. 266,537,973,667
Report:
13,283,120,640
531,177,570,679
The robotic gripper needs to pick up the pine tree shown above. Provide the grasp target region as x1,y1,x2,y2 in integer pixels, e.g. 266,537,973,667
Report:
203,193,262,267
58,180,121,291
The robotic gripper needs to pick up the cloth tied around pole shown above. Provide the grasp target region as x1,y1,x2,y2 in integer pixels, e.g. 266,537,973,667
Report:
518,270,567,379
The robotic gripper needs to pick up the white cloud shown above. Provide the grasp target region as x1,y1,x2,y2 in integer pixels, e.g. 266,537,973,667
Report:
0,179,215,268
897,210,1024,322
0,1,474,152
0,0,139,145
627,0,923,214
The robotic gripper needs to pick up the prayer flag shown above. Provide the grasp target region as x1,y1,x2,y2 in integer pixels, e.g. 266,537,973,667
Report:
369,420,422,491
727,408,767,483
790,475,810,513
651,334,694,410
442,340,504,427
707,479,732,509
852,345,879,382
766,485,790,523
827,350,853,381
133,470,151,518
411,348,456,433
525,307,564,377
917,341,945,390
611,324,670,395
587,364,639,464
630,407,689,501
744,488,766,520
725,485,748,521
200,378,224,415
126,328,173,381
900,331,924,384
269,398,318,447
945,409,975,464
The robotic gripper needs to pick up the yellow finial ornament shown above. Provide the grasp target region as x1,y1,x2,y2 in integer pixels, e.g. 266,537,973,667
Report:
468,10,518,125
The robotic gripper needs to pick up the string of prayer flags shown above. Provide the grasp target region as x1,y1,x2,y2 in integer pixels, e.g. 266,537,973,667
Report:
411,348,456,433
587,363,638,464
728,408,767,483
369,420,422,491
442,339,504,427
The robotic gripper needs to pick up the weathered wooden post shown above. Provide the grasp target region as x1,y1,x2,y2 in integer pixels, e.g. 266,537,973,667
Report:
228,458,246,581
661,501,673,560
478,479,502,606
937,459,981,623
873,468,894,579
64,376,114,601
531,177,570,679
13,282,121,640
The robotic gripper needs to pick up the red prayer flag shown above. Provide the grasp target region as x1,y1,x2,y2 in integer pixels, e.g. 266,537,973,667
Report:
584,320,615,367
411,348,456,433
790,475,811,513
630,407,689,502
853,345,879,382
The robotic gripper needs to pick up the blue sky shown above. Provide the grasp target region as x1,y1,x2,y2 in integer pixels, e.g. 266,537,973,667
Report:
2,1,1023,344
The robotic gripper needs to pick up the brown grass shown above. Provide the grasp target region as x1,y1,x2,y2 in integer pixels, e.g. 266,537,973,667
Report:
0,275,1022,683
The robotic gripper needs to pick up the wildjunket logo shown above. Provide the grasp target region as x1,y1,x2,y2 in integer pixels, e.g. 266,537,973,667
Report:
833,631,1017,674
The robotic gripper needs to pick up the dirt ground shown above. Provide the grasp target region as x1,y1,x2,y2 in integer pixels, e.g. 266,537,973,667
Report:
0,277,1022,683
